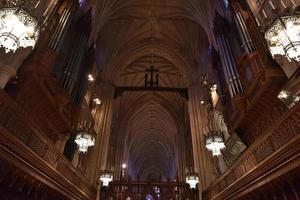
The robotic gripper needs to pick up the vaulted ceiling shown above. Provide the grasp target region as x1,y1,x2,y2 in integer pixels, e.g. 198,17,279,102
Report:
92,0,218,181
93,0,217,82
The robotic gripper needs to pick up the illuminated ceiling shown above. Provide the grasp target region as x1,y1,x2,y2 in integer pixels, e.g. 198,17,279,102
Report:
91,0,218,180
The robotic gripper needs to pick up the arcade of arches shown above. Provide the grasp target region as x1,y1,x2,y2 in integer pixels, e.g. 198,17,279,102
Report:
0,0,300,199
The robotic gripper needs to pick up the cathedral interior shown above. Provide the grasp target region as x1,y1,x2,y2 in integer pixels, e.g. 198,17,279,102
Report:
0,0,300,199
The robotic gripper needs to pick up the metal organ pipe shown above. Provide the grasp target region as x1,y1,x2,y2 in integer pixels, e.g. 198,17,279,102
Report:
68,34,88,92
43,0,60,28
290,0,297,8
43,0,58,16
60,32,88,93
216,34,243,97
217,36,233,97
281,0,287,8
49,4,73,51
234,11,256,53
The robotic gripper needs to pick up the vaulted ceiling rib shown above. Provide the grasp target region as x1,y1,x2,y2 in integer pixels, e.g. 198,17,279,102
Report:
94,0,213,181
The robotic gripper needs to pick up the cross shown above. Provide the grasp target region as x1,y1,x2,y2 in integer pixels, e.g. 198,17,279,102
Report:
145,65,159,88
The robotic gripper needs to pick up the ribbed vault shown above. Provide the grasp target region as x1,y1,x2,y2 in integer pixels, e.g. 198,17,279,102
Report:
94,0,212,182
95,0,210,81
117,92,186,181
124,98,178,180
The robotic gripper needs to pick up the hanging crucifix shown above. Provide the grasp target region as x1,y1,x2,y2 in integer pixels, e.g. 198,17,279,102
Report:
145,65,159,88
114,66,188,99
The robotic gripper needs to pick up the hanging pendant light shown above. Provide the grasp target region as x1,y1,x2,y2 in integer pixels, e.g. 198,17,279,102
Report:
265,16,300,62
74,121,96,153
185,172,199,189
205,130,226,156
100,170,113,187
0,1,40,53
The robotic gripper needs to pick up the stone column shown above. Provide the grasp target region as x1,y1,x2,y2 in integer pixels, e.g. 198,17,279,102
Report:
85,81,115,184
96,181,101,200
0,65,16,89
0,47,32,89
55,133,70,153
188,80,217,199
72,149,80,168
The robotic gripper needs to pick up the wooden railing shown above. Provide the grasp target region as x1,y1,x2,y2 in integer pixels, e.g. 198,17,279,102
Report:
101,181,198,200
203,101,300,200
0,90,96,200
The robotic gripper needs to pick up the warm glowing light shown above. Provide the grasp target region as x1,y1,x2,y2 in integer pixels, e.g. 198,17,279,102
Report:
75,132,95,153
186,173,199,189
88,74,94,81
277,89,300,108
265,16,300,62
122,163,127,169
100,170,113,187
278,90,289,99
93,98,101,105
205,131,226,156
0,7,39,53
74,121,96,153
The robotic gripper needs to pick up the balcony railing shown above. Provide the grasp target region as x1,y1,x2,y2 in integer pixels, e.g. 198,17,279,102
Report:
203,101,300,200
0,90,96,200
101,181,198,200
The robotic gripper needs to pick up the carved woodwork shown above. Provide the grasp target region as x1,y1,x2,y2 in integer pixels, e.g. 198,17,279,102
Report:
0,158,66,200
0,90,96,199
101,181,198,200
222,44,287,145
203,101,300,200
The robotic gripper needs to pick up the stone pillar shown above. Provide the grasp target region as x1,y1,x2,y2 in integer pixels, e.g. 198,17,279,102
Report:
0,65,16,89
55,133,70,153
85,81,115,184
0,47,32,89
96,182,101,200
72,149,80,168
188,81,217,199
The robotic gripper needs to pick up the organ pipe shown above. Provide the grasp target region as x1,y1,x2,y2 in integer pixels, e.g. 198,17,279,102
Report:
49,1,74,51
218,36,243,97
234,11,256,53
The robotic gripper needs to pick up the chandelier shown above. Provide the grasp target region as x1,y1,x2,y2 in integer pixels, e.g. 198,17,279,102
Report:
185,172,199,189
74,121,96,153
265,16,300,62
0,1,40,53
205,131,226,156
278,89,300,108
100,170,113,187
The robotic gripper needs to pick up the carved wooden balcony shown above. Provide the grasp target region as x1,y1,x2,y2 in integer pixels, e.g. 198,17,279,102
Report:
0,90,96,200
228,52,287,144
203,101,300,200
